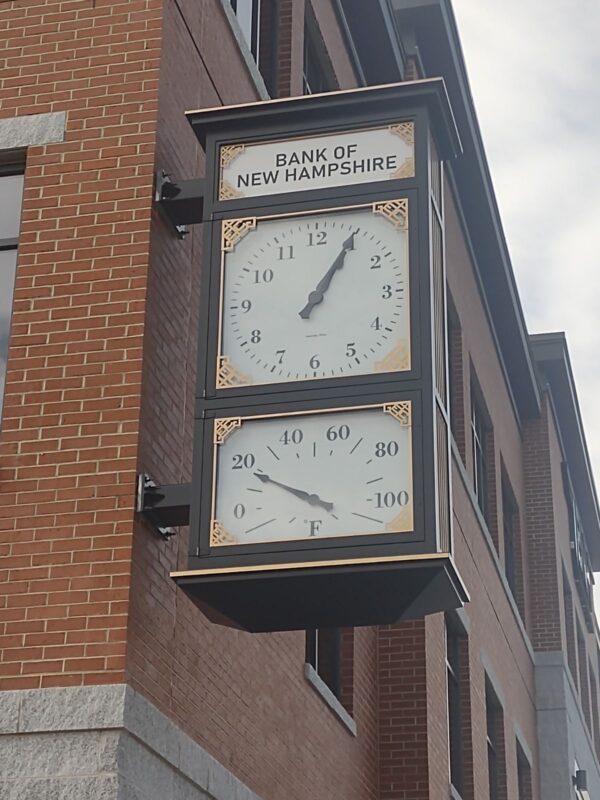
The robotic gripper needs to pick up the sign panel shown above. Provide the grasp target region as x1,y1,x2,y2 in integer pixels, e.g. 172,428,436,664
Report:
210,403,414,547
219,122,415,200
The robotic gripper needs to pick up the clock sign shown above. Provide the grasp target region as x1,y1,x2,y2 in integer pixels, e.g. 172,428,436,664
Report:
217,200,411,389
210,403,413,546
173,80,468,632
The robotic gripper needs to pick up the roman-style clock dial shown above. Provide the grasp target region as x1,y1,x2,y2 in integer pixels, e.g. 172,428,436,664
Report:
210,403,413,546
217,200,410,388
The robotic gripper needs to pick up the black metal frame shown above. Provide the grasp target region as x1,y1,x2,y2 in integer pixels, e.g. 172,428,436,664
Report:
166,81,468,630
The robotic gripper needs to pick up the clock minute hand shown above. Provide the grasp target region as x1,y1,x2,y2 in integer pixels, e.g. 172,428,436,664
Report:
253,472,334,512
299,232,355,319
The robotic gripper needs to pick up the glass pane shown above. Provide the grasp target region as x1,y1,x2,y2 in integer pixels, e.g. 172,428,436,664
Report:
0,173,25,239
0,248,18,421
234,0,254,51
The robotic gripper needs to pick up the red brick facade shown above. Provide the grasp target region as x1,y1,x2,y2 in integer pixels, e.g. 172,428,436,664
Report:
1,2,599,800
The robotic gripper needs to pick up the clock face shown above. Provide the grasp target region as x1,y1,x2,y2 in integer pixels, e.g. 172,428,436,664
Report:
211,404,413,546
217,201,410,388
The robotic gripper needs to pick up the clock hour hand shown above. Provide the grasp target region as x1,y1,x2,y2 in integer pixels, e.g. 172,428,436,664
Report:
298,232,355,319
253,472,334,512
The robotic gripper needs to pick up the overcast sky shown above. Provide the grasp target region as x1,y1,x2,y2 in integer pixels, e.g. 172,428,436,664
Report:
450,0,600,605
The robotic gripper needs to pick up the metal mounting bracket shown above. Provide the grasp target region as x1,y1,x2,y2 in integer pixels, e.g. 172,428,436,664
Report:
155,170,205,239
136,474,191,539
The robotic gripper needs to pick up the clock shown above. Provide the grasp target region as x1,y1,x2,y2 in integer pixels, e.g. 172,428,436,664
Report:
209,402,414,547
215,199,411,389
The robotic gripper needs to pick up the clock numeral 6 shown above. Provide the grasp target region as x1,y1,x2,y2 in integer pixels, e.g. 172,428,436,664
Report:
309,354,320,369
232,453,256,470
374,490,410,508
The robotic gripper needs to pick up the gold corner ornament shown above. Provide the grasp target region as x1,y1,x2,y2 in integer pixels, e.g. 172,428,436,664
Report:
219,179,243,201
372,199,408,230
389,123,415,179
210,520,237,546
222,217,256,252
213,416,242,445
216,356,251,388
385,505,414,533
389,122,414,146
375,341,411,373
220,143,246,168
383,401,411,427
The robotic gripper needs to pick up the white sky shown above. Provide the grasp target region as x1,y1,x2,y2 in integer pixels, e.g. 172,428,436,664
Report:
450,0,600,610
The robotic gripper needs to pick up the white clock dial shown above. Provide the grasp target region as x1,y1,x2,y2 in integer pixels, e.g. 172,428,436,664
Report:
212,405,413,546
218,203,410,387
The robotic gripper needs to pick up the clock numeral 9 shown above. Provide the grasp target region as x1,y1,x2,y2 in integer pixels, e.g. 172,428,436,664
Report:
280,428,303,445
375,441,399,457
374,491,410,508
326,424,350,442
232,453,256,470
241,299,252,313
307,231,327,246
253,269,273,284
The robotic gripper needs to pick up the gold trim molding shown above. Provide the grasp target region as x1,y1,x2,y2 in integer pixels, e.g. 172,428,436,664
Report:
216,356,251,388
373,199,408,230
172,551,452,578
222,217,256,251
384,401,411,427
386,506,414,533
213,416,241,445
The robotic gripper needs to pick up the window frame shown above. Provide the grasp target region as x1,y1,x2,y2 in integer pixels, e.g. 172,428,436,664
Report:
485,679,505,800
0,163,25,424
470,381,491,522
229,0,261,62
446,616,465,796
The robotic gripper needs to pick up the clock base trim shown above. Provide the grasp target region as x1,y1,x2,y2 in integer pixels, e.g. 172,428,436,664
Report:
172,554,469,632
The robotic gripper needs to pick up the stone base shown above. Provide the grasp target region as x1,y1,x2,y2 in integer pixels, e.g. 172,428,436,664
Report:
0,684,263,800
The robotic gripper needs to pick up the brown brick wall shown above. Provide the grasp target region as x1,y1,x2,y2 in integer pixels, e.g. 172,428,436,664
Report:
0,0,162,690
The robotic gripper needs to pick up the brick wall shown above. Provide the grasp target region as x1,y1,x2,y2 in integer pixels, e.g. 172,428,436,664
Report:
0,0,162,690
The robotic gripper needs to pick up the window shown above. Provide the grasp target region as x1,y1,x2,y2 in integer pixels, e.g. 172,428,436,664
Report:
447,296,466,461
563,573,578,685
446,617,465,795
470,386,491,522
501,470,523,615
516,741,532,800
576,621,592,732
306,628,342,699
485,679,506,800
302,10,336,95
305,627,353,714
0,166,25,422
229,0,261,61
